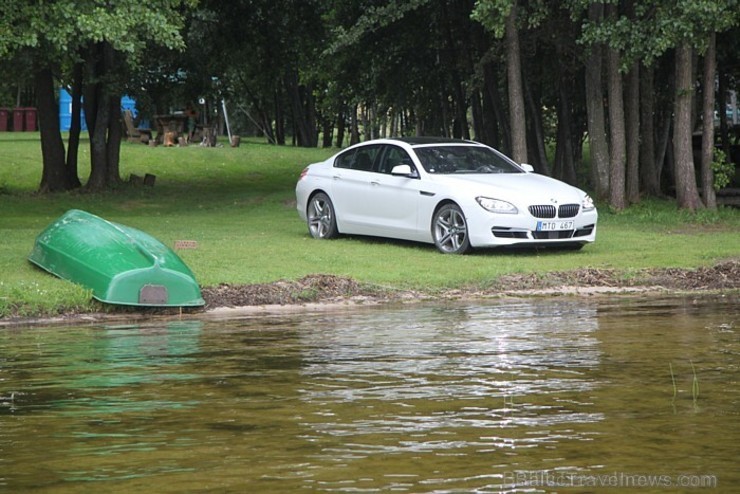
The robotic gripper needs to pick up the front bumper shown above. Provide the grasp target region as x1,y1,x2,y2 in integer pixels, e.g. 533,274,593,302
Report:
466,206,598,248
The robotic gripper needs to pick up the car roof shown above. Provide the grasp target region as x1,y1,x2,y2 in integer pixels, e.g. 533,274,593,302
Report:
387,137,477,146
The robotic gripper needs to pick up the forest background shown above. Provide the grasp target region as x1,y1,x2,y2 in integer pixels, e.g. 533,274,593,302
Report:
1,0,739,211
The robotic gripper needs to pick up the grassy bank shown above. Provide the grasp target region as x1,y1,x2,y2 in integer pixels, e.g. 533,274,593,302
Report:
1,132,739,318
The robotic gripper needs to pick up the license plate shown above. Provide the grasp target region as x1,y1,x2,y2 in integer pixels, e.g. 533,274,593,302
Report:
536,220,574,231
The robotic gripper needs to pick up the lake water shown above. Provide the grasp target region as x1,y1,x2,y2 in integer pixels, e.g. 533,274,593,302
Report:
1,295,738,493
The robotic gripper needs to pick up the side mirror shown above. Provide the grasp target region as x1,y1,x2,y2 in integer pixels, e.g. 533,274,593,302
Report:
391,164,414,176
520,163,534,172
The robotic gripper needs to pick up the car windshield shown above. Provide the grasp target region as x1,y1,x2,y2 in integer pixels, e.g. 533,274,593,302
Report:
413,145,523,175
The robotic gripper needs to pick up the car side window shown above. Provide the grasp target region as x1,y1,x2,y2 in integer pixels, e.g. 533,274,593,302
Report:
334,149,355,169
333,146,383,171
378,145,415,175
351,145,382,172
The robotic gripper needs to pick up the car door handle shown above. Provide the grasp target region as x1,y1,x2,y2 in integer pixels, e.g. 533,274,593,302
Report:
370,180,380,186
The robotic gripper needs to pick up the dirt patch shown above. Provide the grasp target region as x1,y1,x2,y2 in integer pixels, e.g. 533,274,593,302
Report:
201,260,740,309
202,274,374,307
492,260,740,292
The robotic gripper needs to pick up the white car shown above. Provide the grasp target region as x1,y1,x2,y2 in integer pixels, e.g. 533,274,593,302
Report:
296,138,597,254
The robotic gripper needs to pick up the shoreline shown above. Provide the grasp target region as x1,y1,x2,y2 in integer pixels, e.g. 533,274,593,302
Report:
0,286,729,330
0,258,740,329
2,260,738,329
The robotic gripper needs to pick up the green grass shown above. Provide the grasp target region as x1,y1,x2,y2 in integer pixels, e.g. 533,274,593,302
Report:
1,132,739,318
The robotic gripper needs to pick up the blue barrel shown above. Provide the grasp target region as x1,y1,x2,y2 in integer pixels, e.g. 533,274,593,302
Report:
59,89,87,131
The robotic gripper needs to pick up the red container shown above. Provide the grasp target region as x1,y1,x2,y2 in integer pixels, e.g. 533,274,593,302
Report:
0,108,9,131
24,107,37,131
12,108,24,131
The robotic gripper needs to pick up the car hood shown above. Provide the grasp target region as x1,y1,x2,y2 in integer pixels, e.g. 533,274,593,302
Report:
432,173,585,203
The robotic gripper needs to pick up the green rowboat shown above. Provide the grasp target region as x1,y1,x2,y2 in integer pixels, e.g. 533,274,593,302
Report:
29,209,205,307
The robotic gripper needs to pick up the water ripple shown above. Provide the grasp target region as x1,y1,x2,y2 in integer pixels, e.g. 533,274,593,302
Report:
1,297,738,493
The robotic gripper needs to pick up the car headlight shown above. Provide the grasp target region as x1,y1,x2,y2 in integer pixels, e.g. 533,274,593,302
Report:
476,196,518,214
582,194,596,212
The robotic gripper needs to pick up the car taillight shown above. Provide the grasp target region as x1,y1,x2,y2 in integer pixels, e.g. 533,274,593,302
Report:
299,167,309,180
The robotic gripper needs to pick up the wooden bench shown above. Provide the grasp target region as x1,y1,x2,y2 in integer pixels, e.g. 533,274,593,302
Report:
122,110,152,144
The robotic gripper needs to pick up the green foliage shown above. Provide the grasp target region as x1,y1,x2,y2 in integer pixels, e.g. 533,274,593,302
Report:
472,0,550,38
0,0,194,78
711,148,735,191
577,0,740,67
472,0,514,38
327,0,431,53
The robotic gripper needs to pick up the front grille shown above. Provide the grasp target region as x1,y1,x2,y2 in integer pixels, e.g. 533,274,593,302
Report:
529,204,580,218
558,204,580,218
528,205,556,218
532,230,575,240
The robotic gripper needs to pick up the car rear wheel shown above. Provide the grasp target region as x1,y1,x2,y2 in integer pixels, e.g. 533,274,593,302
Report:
432,203,471,254
307,192,338,239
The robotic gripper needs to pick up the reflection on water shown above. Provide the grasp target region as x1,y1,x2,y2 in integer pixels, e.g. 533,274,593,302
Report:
1,296,738,493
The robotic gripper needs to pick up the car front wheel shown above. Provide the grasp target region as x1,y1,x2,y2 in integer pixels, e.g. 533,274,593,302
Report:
307,192,338,239
432,203,471,254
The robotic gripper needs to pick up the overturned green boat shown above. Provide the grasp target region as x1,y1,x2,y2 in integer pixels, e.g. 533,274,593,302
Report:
29,209,205,307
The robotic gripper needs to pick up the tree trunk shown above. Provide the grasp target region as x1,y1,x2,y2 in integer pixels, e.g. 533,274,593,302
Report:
286,71,317,147
700,33,717,209
335,104,346,148
639,63,660,195
244,87,276,144
65,62,83,189
607,42,626,210
484,62,509,153
306,84,318,146
36,67,70,192
87,85,111,190
321,116,334,148
480,79,500,148
446,56,469,139
584,3,610,199
553,83,576,184
673,41,703,210
438,86,450,138
525,77,550,175
350,104,360,145
106,92,123,186
84,42,122,190
470,90,485,145
717,63,731,164
626,63,640,204
505,2,527,164
258,107,276,144
655,82,674,195
273,88,285,146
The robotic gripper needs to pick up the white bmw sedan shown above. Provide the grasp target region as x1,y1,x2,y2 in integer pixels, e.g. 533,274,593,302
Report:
296,137,597,254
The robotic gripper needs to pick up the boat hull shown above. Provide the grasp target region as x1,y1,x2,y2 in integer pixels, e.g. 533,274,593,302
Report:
29,209,205,307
